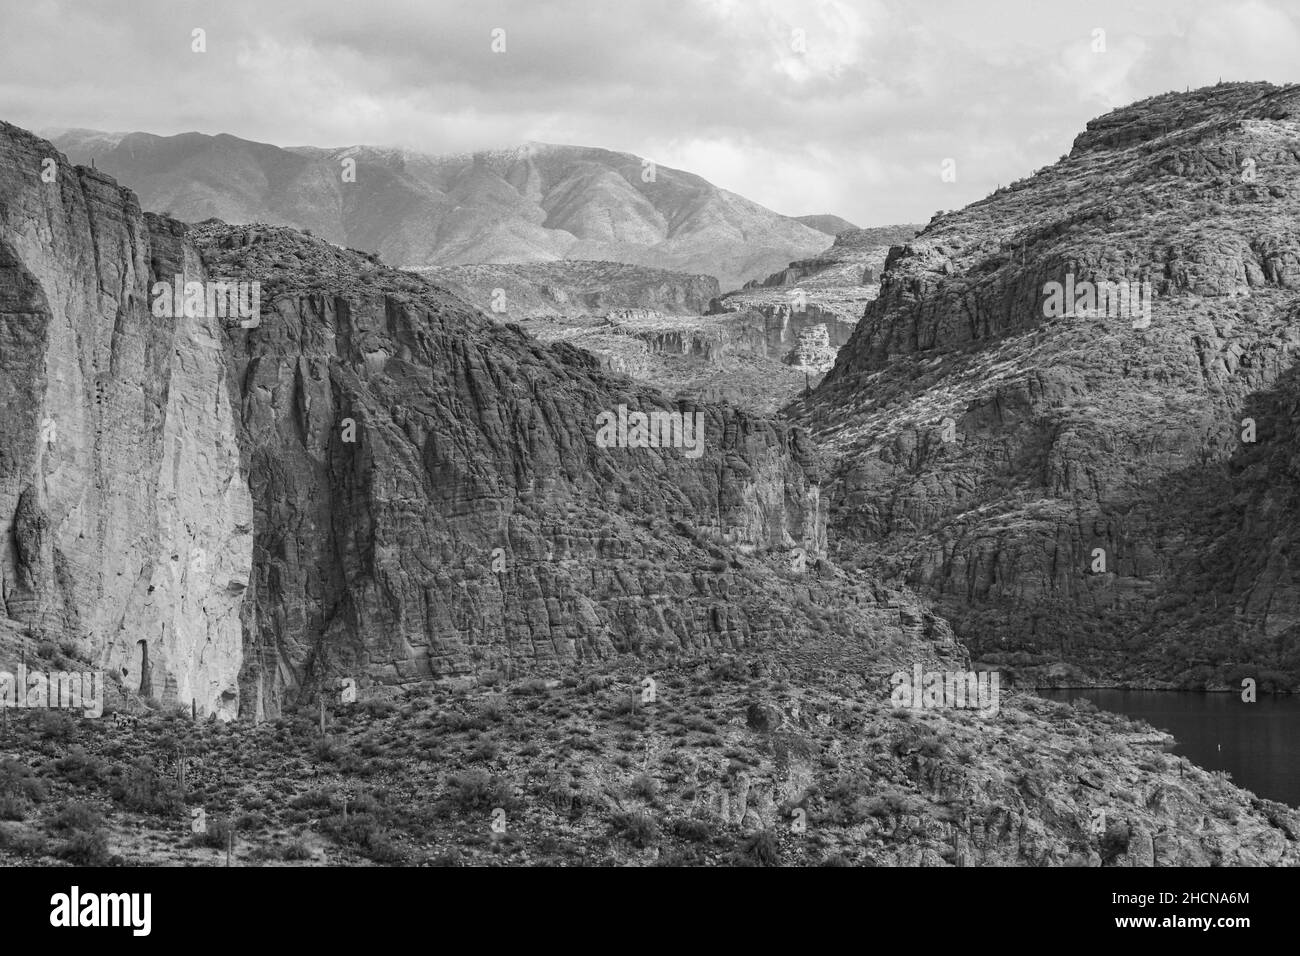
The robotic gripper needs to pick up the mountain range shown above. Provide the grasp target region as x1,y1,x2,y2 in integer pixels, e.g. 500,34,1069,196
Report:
45,129,831,291
4,83,1300,866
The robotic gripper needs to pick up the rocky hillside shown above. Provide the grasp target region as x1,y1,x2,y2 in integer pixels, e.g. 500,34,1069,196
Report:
799,82,1300,689
2,659,1297,867
415,261,822,415
414,261,719,320
0,120,950,721
45,131,828,291
708,225,922,381
3,117,1299,867
795,214,859,236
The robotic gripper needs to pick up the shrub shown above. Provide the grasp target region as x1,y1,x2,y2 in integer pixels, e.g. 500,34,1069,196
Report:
110,761,183,814
55,828,110,865
190,816,235,849
443,770,513,812
610,810,658,848
35,709,77,742
53,747,106,786
0,793,28,820
670,818,713,842
629,773,659,799
735,829,781,867
0,758,48,803
47,801,101,834
281,837,313,861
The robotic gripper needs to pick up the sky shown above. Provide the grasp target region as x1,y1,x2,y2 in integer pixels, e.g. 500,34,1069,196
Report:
1,0,1297,226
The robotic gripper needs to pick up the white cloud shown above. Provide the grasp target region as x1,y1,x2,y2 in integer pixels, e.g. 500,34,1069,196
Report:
0,0,1295,226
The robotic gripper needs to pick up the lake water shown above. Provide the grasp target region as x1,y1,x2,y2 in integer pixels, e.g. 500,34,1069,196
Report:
1035,688,1300,808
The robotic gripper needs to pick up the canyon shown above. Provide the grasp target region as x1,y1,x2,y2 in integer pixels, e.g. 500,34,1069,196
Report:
3,85,1300,867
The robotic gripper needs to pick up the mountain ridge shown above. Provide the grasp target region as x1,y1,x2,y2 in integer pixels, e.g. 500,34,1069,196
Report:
45,129,831,291
798,80,1300,689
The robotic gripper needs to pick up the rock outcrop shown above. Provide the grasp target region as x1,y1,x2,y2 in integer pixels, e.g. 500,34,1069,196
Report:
0,121,958,720
415,260,720,320
0,122,252,718
800,82,1300,687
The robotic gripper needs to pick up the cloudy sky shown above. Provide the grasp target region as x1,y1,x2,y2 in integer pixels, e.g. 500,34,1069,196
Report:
2,0,1297,225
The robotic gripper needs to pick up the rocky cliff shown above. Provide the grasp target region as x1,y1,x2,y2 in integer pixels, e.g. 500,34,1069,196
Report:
0,122,252,718
0,122,960,720
4,117,1299,868
414,261,719,320
801,82,1300,687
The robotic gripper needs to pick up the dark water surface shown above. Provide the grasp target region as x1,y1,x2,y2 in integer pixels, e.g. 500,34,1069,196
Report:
1035,688,1300,808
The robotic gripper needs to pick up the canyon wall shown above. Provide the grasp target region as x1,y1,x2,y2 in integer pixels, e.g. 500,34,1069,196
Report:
805,82,1300,686
0,122,252,717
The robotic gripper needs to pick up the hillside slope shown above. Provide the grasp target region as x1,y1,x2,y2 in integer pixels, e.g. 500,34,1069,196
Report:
799,82,1300,688
45,132,829,291
3,118,1298,867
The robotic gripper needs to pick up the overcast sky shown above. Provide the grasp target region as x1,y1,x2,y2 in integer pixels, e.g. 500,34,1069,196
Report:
2,0,1297,225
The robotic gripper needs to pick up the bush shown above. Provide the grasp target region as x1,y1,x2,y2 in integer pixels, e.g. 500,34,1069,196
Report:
35,710,77,742
55,828,110,865
289,789,339,812
0,793,28,820
443,770,513,812
735,829,781,867
110,761,183,814
47,801,101,834
610,810,658,848
670,818,713,842
53,747,106,786
1100,821,1132,863
0,758,48,803
190,815,234,849
281,837,313,861
629,773,659,799
0,827,48,857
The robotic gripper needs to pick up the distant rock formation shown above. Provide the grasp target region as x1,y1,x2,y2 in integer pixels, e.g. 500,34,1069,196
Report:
794,213,860,236
0,120,958,719
785,325,838,372
44,131,829,292
415,260,719,320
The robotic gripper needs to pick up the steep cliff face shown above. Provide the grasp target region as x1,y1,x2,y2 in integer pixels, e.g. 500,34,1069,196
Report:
802,83,1300,686
196,223,953,716
7,121,1300,867
0,122,252,717
1,124,964,719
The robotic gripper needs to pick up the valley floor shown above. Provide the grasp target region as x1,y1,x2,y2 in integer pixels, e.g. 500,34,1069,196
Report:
1,656,1295,867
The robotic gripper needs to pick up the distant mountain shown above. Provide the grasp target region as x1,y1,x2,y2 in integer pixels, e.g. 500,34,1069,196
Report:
44,129,829,291
795,214,859,235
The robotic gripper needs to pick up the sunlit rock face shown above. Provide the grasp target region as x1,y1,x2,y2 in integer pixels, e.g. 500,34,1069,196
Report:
0,122,252,718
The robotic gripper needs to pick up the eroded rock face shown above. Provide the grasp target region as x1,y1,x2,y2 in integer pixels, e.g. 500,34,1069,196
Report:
6,123,954,722
414,261,720,320
0,122,252,718
195,222,927,715
802,82,1300,686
